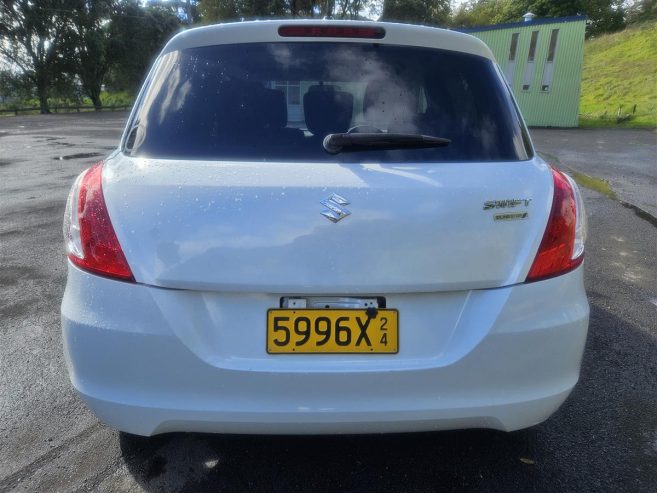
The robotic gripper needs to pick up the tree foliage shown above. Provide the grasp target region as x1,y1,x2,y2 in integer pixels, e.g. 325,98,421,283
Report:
198,0,286,20
0,70,33,102
196,0,377,21
0,0,651,113
451,0,626,36
626,0,657,24
381,0,450,25
106,1,181,92
0,0,73,113
67,0,114,110
0,0,181,111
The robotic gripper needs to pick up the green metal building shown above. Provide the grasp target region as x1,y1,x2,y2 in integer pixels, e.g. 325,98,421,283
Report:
460,15,587,127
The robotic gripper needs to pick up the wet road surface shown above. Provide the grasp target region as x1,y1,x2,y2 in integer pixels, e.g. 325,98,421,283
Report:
533,127,657,219
1,113,656,492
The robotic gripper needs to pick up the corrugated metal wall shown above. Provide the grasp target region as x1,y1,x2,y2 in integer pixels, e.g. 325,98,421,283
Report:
468,18,587,127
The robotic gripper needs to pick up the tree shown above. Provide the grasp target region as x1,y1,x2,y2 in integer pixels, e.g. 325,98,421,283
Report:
0,0,73,113
69,0,114,110
527,0,625,35
105,0,181,92
0,70,33,103
335,0,370,19
449,0,625,36
150,0,201,24
197,0,376,21
198,0,237,20
451,0,502,27
381,0,451,26
198,0,289,21
626,0,657,23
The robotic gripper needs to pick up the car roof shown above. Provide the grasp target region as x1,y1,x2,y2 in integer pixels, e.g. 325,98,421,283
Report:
161,20,495,61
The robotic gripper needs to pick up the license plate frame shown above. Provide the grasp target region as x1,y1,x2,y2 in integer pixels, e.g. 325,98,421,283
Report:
266,308,399,354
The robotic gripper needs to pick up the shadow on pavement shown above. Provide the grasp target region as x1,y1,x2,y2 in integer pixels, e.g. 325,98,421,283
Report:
118,303,657,492
120,427,538,492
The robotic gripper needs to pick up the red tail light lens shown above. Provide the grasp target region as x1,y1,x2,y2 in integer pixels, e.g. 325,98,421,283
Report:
278,25,386,39
526,168,585,282
64,162,134,282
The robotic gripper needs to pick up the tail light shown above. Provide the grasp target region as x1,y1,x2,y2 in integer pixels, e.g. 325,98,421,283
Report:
278,25,386,39
526,167,586,282
63,162,134,282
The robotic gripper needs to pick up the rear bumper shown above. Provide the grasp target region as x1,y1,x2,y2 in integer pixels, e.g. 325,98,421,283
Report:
61,264,589,435
81,390,573,435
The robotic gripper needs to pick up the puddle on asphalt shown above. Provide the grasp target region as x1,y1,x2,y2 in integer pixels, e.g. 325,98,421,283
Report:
53,152,102,161
39,136,75,147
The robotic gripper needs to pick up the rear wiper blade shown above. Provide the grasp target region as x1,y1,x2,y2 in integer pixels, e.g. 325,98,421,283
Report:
323,133,450,155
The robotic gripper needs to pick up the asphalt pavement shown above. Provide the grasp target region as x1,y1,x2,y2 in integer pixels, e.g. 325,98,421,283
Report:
532,128,657,219
0,113,656,492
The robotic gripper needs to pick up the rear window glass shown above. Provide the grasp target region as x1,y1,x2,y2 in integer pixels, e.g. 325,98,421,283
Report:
126,42,531,162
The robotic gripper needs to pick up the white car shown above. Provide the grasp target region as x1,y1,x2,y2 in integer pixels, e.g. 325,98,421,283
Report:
61,20,589,436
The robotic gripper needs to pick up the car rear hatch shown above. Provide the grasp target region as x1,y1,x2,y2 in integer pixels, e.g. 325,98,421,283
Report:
103,155,551,292
105,33,549,293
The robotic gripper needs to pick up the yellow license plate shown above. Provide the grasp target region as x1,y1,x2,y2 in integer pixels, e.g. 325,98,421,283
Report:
267,309,398,354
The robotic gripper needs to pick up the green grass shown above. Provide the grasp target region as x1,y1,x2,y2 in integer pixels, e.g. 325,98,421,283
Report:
580,21,657,128
568,170,617,199
537,150,618,198
0,91,133,113
99,91,133,107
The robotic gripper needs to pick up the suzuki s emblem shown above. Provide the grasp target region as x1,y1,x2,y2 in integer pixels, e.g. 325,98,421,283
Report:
320,193,351,223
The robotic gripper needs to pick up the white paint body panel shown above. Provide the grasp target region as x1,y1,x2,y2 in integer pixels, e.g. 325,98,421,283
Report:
62,263,588,435
160,20,496,60
102,154,551,293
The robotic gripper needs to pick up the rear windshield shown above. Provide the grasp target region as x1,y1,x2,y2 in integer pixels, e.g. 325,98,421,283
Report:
126,42,532,162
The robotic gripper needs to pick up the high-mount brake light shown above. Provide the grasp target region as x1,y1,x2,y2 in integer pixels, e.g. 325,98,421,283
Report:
526,167,586,282
63,162,134,282
278,25,386,39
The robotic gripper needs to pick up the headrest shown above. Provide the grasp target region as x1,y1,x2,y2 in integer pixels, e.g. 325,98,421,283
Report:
188,80,287,131
303,87,353,136
260,88,287,128
201,79,263,131
363,79,416,126
308,84,337,92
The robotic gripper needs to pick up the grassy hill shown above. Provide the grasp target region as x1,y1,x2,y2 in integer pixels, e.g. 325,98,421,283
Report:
580,21,657,128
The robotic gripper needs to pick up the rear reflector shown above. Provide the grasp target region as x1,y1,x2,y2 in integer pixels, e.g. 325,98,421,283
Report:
526,168,585,282
278,25,385,39
64,162,134,282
